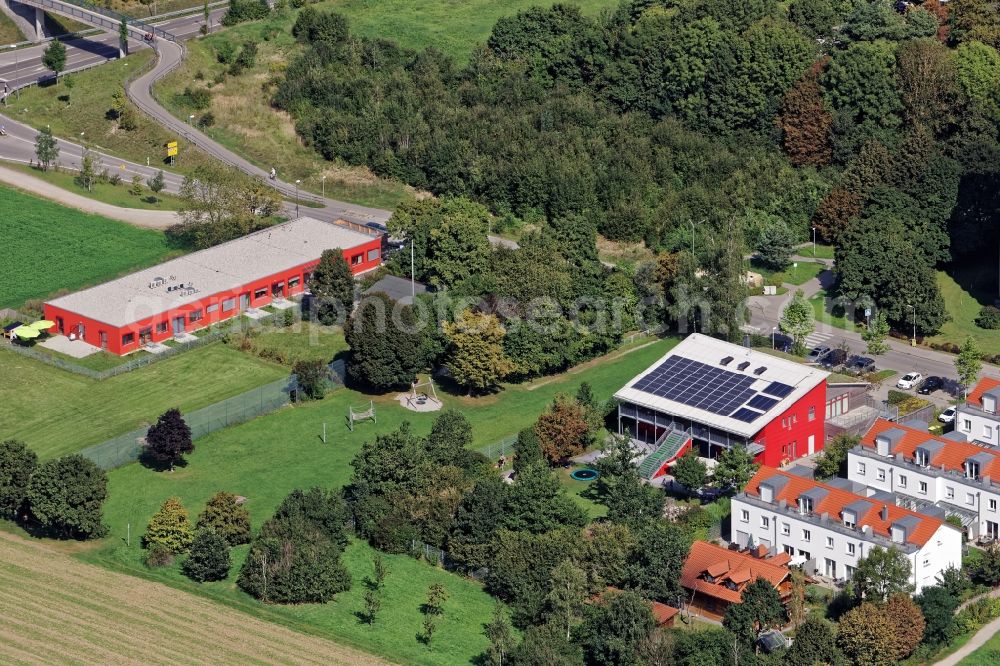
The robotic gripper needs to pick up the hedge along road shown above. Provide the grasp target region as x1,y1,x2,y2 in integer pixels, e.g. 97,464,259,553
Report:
0,529,392,665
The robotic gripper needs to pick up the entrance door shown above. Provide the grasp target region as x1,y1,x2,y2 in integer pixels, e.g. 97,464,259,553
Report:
172,316,185,336
77,324,85,339
56,317,64,334
988,521,999,540
808,435,815,456
240,293,250,310
99,331,107,349
825,558,837,578
272,281,284,297
139,328,152,345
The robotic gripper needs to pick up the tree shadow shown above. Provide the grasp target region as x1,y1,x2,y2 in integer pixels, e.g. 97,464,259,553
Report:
138,450,190,472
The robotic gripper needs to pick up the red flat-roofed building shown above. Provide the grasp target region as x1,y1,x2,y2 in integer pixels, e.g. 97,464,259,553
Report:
614,334,828,478
733,465,961,592
679,540,792,621
43,217,382,355
850,417,1000,544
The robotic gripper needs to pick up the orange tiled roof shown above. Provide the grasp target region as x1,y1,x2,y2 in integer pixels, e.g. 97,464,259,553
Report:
968,377,1000,409
680,540,791,605
652,602,679,626
861,418,1000,480
745,464,945,548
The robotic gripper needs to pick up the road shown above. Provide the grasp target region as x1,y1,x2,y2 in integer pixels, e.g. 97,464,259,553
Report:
745,264,1000,406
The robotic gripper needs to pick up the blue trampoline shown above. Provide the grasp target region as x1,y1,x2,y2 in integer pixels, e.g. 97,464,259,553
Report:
570,468,599,481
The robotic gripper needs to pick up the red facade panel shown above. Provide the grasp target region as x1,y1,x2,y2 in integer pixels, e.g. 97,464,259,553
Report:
44,238,382,356
752,381,827,467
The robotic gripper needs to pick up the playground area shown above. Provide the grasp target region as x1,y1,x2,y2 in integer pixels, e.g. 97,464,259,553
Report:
395,377,443,413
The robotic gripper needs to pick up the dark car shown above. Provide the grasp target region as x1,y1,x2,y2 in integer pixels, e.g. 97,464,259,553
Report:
821,349,847,370
848,356,876,375
918,376,944,395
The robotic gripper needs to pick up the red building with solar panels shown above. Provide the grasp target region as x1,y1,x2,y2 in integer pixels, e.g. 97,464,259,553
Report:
614,334,829,476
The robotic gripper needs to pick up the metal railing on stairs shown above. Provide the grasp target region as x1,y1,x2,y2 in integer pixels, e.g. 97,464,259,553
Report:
637,427,692,479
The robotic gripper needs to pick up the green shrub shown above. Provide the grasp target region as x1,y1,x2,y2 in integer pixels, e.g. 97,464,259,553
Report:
145,543,173,568
182,529,231,582
183,86,211,110
215,40,237,64
197,112,215,128
976,305,1000,330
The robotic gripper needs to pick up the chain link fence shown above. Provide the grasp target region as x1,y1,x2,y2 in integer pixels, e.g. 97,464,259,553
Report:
478,434,516,462
79,374,298,469
410,539,489,582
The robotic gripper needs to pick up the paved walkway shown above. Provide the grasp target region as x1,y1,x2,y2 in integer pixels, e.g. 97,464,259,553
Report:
935,615,1000,665
0,163,180,228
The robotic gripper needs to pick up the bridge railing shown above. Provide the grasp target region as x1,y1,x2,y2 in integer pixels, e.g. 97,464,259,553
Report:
16,0,176,40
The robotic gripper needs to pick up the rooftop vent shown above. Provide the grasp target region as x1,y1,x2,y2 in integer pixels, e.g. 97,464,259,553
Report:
738,361,751,371
720,356,734,366
754,366,767,376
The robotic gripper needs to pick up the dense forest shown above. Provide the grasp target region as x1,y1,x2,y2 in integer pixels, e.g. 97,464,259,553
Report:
267,0,1000,338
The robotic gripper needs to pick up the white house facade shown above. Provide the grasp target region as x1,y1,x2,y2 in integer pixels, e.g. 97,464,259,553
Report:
955,378,1000,446
848,419,1000,543
733,466,962,593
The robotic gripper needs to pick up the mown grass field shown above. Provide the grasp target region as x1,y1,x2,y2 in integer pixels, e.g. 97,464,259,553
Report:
0,529,389,665
751,258,826,287
927,267,1000,356
958,629,1000,665
0,184,176,308
86,337,673,663
0,342,287,459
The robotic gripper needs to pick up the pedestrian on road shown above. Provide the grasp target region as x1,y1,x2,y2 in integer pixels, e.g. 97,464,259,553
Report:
269,167,276,180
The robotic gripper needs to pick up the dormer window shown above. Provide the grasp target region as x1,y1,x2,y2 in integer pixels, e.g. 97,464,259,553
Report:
843,510,856,529
985,396,997,414
798,497,814,515
966,461,981,480
703,573,716,583
725,580,739,591
915,450,929,467
760,484,774,503
891,525,905,544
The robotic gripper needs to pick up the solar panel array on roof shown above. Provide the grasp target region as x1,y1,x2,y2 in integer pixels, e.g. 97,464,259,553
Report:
633,356,758,416
731,407,765,423
747,394,780,411
763,381,794,398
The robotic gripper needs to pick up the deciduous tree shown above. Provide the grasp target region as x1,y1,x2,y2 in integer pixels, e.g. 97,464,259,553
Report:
34,127,59,171
594,435,665,524
0,439,37,519
346,292,427,391
672,450,708,491
579,589,656,666
915,585,958,645
837,602,896,666
956,336,983,397
884,593,925,660
483,601,516,666
788,615,846,665
534,394,592,463
443,310,515,394
862,310,890,356
25,454,107,539
42,39,66,79
427,409,473,466
852,546,913,602
780,289,815,355
309,249,354,324
544,560,588,640
146,408,194,471
713,445,759,491
781,63,833,166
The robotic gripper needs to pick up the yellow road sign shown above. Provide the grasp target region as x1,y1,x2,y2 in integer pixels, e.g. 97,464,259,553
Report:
166,146,178,157
166,140,178,149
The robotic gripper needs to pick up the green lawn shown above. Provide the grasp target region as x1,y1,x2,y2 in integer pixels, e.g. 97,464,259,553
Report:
810,289,860,333
322,0,619,64
231,321,350,366
0,342,288,458
0,184,176,308
795,243,835,260
751,258,825,287
84,338,673,663
558,466,607,520
2,161,186,211
927,268,1000,357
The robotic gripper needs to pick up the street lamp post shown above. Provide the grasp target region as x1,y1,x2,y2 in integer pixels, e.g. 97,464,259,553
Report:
321,175,325,198
410,239,415,299
10,45,20,101
907,303,916,346
188,114,195,124
294,179,301,218
812,226,816,257
772,326,777,350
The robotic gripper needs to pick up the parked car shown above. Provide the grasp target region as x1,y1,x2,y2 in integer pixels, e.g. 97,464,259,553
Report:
821,349,848,370
807,345,832,363
917,376,944,395
896,372,923,390
848,356,876,374
939,406,957,424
